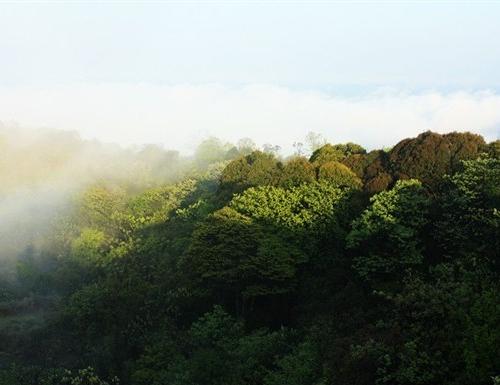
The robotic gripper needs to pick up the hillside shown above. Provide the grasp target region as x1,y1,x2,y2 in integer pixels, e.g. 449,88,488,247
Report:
0,130,499,385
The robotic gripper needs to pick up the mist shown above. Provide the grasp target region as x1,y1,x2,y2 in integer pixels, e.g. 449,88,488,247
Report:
0,85,499,155
0,124,191,275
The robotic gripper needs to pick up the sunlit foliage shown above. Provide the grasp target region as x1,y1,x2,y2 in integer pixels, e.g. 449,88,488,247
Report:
1,130,498,385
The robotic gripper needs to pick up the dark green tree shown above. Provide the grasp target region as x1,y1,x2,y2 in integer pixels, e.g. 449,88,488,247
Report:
219,151,282,195
347,179,430,286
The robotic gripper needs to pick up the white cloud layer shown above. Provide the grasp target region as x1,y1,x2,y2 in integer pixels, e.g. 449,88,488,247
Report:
0,84,498,153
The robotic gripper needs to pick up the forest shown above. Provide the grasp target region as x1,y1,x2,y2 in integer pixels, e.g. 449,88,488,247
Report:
0,128,498,385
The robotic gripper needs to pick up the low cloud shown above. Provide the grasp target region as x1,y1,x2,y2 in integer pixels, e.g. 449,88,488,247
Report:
0,84,498,153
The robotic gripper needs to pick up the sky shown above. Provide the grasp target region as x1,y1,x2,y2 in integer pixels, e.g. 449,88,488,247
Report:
0,1,499,152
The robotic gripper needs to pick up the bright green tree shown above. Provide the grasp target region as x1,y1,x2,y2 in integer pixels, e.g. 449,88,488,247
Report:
317,161,362,189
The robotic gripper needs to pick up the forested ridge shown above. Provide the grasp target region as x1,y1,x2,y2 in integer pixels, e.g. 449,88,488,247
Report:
0,130,499,385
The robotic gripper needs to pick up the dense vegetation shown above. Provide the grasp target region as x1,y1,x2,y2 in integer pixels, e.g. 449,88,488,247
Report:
0,130,498,385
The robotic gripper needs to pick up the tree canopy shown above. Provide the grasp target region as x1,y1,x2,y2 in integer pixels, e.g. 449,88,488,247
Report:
1,130,498,385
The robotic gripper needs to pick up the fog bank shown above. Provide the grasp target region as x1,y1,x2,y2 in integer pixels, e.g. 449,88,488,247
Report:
0,85,498,154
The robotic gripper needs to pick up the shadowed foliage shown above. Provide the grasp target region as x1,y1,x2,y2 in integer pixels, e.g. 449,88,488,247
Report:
1,131,498,385
388,131,487,188
219,151,282,196
279,157,316,188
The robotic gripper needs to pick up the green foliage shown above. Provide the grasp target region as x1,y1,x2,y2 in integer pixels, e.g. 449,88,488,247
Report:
317,161,362,188
125,180,198,227
309,142,366,164
230,182,354,234
220,151,282,195
435,155,500,267
131,306,290,385
279,156,316,187
488,140,500,158
183,206,305,302
4,131,499,385
235,182,358,274
264,341,325,385
0,365,62,385
60,367,120,385
77,186,126,234
373,265,500,385
0,365,117,385
348,179,430,284
70,229,108,267
65,179,199,266
183,181,356,316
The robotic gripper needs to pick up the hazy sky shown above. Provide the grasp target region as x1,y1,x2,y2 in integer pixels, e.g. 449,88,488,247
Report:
1,2,499,152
